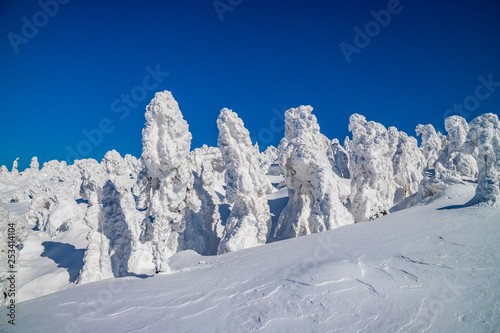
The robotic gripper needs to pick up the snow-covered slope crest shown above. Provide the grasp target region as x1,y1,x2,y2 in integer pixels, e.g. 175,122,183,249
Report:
3,184,499,333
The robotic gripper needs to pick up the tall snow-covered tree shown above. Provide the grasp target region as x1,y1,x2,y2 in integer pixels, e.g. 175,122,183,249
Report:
137,91,200,272
463,113,500,206
77,159,112,284
30,157,39,172
347,114,398,222
392,131,425,198
415,124,446,169
77,158,134,283
11,158,19,174
217,108,273,254
275,106,353,239
102,150,153,275
438,116,478,178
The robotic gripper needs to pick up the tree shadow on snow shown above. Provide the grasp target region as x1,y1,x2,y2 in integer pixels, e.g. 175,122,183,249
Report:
41,241,85,283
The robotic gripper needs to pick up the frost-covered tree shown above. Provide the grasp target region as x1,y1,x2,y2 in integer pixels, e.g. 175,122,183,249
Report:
11,158,19,173
77,159,111,284
189,144,225,184
392,131,425,198
416,124,446,169
275,106,353,239
30,157,39,172
331,138,350,178
347,114,398,222
25,191,59,232
438,116,478,178
183,161,221,255
463,113,500,206
102,150,152,275
77,159,133,283
259,145,279,175
137,91,200,272
217,108,273,254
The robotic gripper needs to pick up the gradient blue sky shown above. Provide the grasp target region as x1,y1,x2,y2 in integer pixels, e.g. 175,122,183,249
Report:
1,0,500,170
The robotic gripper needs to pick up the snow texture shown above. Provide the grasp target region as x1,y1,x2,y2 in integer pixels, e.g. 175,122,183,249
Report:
275,106,353,239
217,108,272,254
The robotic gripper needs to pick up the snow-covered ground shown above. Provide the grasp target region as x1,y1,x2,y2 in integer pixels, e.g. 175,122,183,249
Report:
1,183,499,332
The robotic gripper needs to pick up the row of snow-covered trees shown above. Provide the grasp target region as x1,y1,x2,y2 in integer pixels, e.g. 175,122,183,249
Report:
2,90,499,282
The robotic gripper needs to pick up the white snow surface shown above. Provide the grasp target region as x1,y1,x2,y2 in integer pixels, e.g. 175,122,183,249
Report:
1,183,499,332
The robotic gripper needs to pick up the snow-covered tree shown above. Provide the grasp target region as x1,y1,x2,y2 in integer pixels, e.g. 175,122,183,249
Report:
463,113,500,206
77,158,134,283
30,157,39,172
189,144,225,183
137,91,201,272
347,114,398,222
275,106,353,239
217,108,273,254
11,158,19,173
25,191,59,232
183,160,221,255
437,116,478,178
331,138,350,178
259,145,279,175
392,131,425,198
416,124,446,169
102,150,152,275
77,159,111,284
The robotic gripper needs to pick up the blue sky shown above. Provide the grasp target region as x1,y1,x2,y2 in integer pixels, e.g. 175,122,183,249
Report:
1,0,499,170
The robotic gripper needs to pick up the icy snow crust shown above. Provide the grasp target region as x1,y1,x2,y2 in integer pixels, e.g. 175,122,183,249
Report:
1,90,500,332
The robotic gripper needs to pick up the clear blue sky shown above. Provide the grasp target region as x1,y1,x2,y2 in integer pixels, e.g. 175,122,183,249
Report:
1,0,499,170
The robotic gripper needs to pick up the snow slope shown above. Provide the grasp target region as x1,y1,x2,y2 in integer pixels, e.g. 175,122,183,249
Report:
2,184,499,332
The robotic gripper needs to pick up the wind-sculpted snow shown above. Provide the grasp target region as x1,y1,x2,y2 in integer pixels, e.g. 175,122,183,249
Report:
347,114,398,221
416,123,446,169
216,108,273,254
463,113,500,206
137,91,201,272
276,106,353,239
